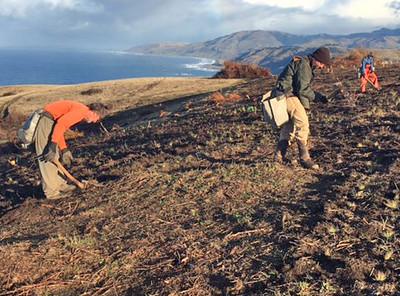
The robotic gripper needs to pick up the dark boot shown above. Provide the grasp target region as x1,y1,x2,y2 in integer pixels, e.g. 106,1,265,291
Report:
298,141,319,170
274,140,289,163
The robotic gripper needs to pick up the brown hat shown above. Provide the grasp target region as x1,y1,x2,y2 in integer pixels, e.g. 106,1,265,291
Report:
88,102,110,118
311,47,331,65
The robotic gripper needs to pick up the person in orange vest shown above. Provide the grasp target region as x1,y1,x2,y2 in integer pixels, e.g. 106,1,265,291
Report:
360,52,381,93
35,100,109,199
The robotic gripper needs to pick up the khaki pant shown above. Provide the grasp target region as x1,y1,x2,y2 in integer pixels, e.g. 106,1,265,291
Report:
33,116,68,198
279,96,309,145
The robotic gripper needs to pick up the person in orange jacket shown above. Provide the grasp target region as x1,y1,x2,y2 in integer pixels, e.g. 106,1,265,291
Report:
360,52,381,93
35,100,109,199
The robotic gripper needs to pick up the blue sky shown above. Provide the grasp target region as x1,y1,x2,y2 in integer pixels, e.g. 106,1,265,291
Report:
0,0,399,50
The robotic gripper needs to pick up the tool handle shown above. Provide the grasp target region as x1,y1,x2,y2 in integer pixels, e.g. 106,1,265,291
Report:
53,159,85,190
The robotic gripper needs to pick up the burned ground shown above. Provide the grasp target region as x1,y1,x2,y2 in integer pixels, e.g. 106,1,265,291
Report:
0,66,399,295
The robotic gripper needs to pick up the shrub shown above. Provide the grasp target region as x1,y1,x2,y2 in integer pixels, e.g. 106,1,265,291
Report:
209,91,242,105
213,61,271,79
1,91,16,97
80,88,103,96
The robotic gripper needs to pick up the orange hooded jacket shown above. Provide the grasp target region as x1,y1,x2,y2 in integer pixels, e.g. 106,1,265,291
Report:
44,100,89,150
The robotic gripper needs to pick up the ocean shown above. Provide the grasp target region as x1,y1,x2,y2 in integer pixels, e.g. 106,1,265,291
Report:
0,49,217,86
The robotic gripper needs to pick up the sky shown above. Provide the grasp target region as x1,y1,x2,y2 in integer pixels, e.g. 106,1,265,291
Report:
0,0,399,50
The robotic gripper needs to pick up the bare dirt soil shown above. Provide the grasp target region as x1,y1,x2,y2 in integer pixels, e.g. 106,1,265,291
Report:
0,65,399,295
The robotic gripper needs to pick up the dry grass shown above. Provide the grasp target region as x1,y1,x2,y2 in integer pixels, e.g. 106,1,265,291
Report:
1,77,242,118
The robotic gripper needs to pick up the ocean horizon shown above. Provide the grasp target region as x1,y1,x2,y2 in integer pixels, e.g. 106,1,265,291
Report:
0,48,217,86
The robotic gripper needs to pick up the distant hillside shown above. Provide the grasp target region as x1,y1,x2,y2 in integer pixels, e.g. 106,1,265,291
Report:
128,28,400,73
236,46,348,73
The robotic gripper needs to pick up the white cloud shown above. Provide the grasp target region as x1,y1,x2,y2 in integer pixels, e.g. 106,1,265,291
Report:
239,0,400,29
0,0,102,17
332,0,398,20
241,0,326,11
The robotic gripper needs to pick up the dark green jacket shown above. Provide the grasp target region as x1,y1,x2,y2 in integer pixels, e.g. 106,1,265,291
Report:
272,56,315,110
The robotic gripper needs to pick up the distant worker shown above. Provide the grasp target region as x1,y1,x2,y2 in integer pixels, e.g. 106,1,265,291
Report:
34,100,108,199
360,52,381,93
271,47,331,170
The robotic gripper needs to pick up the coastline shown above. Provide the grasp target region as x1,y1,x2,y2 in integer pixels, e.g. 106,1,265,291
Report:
124,50,219,73
0,49,219,86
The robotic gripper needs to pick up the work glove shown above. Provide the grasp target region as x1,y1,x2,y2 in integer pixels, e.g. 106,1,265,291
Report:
61,149,74,167
315,92,329,103
43,142,58,162
319,95,329,103
271,88,285,99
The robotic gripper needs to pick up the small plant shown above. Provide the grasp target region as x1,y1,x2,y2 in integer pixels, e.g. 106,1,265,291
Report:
373,270,388,282
327,225,338,235
384,199,399,209
382,229,395,240
357,183,366,191
320,280,337,295
232,212,252,225
246,106,257,113
298,281,312,296
384,249,394,261
59,233,97,250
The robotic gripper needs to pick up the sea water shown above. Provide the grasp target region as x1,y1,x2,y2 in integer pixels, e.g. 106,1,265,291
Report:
0,49,217,86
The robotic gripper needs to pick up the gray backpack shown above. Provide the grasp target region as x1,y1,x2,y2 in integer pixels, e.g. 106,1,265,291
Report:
17,109,43,147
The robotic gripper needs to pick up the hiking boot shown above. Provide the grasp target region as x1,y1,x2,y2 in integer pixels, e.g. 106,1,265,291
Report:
274,140,289,163
300,158,320,170
298,141,319,170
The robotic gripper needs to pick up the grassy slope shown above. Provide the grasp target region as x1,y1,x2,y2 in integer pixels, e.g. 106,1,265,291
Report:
1,78,242,115
0,67,399,295
0,78,242,143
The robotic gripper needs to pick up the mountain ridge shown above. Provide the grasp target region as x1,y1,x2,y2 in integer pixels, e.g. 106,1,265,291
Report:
128,28,400,73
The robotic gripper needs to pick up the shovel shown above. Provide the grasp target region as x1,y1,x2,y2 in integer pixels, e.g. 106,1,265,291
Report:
364,75,381,90
53,159,86,190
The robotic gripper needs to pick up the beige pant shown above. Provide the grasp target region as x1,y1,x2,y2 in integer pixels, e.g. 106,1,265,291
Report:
34,116,68,198
279,96,309,145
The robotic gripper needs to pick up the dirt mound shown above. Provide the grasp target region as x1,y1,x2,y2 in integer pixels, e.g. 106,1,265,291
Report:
0,65,399,295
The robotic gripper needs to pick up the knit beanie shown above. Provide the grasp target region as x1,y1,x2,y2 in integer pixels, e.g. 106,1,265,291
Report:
311,47,331,65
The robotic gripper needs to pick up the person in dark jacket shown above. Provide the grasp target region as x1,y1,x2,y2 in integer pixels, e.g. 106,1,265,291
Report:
272,47,331,169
